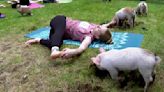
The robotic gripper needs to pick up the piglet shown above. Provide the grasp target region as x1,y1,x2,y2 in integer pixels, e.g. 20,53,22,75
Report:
136,1,148,16
17,5,32,16
106,7,136,29
91,47,161,92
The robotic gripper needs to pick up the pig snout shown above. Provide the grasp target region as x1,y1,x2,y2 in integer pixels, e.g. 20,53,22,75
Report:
91,56,101,65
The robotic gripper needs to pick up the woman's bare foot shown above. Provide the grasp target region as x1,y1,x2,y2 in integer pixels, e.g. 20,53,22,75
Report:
50,50,63,59
25,38,41,46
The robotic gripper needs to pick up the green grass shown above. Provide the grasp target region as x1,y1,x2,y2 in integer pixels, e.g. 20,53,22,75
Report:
0,0,164,92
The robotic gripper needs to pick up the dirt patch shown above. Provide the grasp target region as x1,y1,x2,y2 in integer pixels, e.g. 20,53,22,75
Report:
9,61,30,72
67,82,103,92
77,83,103,92
0,43,12,52
20,75,29,84
0,60,3,63
77,83,92,92
0,72,8,84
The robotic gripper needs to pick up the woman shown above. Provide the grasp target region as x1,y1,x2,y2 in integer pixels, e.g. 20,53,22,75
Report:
25,15,113,60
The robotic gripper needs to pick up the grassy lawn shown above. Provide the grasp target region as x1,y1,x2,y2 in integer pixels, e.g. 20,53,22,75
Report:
0,0,164,92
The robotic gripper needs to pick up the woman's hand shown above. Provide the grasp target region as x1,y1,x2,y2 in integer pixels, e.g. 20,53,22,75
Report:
61,36,92,59
61,48,78,58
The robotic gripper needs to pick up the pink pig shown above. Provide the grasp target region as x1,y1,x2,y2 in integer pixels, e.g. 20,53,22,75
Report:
91,47,161,92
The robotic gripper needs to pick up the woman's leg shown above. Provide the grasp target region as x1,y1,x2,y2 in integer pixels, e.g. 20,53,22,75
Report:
40,39,51,49
50,15,66,59
26,15,66,49
40,15,66,49
49,15,66,48
40,15,66,59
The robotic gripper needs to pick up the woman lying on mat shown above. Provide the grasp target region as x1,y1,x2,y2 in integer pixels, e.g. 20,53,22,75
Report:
25,15,113,59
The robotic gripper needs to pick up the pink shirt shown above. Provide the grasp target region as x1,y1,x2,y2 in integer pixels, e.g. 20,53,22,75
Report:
65,17,98,42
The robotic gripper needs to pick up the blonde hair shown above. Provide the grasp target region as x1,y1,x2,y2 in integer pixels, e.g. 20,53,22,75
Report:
99,29,113,44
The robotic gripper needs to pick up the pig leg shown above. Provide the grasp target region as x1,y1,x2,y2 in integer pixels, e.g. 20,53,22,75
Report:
108,68,119,80
128,17,134,28
151,70,156,83
121,19,126,28
132,15,135,27
139,68,153,92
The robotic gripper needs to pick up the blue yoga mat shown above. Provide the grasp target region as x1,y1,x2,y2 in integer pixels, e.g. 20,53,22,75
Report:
25,27,144,50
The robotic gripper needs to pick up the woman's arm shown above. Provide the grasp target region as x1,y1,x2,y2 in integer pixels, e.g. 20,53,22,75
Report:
61,36,92,58
76,36,92,53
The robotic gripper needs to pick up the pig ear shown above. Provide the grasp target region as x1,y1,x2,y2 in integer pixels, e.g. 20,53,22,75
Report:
91,57,100,65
